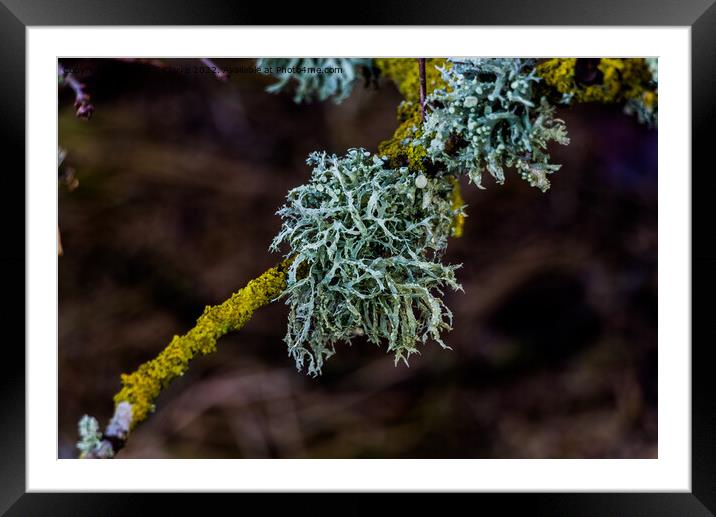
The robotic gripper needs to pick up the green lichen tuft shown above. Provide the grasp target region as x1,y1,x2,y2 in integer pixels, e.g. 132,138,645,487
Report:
271,149,462,376
76,415,105,458
113,259,292,429
418,58,569,191
257,58,371,104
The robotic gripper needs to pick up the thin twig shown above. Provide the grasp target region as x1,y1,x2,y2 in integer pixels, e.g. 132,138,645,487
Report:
200,58,229,81
418,58,427,121
58,64,95,120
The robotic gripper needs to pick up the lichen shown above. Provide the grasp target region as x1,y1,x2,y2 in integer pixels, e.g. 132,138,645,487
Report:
418,58,570,192
536,58,657,126
257,58,372,104
113,259,292,428
271,149,462,375
536,58,653,103
76,415,105,458
378,101,429,171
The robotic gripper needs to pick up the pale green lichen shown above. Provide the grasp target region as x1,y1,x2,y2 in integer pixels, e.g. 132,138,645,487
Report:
76,415,107,458
271,149,463,375
113,260,292,428
645,58,658,84
418,58,569,192
257,58,372,104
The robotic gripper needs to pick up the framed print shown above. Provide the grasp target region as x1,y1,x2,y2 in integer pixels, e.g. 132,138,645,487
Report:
1,0,714,514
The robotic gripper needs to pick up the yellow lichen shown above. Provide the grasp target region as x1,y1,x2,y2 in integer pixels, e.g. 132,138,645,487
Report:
449,176,465,238
113,259,292,429
536,58,656,105
377,101,428,171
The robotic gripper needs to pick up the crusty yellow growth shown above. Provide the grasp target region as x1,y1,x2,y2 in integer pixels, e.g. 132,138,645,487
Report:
376,58,451,172
377,101,428,171
449,176,465,238
536,58,656,105
113,259,292,429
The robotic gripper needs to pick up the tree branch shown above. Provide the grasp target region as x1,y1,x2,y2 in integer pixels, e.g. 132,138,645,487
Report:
78,259,293,458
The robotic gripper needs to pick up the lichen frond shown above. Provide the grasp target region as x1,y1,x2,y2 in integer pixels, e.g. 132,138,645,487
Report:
113,260,292,429
271,149,462,375
257,58,372,104
418,58,570,192
77,415,106,458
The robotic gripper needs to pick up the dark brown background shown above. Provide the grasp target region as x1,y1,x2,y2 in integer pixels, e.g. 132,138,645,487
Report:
58,58,657,459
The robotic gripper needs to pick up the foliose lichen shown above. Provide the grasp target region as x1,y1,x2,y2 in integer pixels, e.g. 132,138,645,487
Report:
257,58,372,104
418,58,570,192
271,148,463,375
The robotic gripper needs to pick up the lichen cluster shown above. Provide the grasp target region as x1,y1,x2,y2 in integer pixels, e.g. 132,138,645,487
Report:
536,58,657,127
418,58,570,192
271,149,463,375
257,58,372,104
114,259,292,428
76,415,105,458
270,59,573,375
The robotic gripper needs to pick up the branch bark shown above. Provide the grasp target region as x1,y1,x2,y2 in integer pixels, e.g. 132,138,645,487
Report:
418,58,427,121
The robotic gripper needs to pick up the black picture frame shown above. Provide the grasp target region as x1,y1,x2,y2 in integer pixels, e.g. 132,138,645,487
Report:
1,1,712,514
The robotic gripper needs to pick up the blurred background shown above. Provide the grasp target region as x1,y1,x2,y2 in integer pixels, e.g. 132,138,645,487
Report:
58,58,657,459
